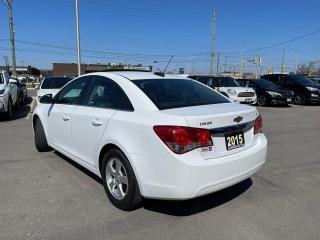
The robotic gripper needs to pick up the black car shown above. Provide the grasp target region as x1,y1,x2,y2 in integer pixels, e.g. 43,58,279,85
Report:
307,76,320,85
237,78,293,106
260,74,320,105
12,80,28,105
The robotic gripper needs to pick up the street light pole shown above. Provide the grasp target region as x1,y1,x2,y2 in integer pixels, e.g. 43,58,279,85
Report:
75,0,81,76
6,0,17,78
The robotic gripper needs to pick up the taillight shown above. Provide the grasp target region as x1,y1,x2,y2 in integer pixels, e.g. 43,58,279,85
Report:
254,114,263,134
153,126,213,154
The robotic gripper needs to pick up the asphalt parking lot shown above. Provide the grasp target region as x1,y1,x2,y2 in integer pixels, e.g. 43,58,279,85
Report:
1,93,320,240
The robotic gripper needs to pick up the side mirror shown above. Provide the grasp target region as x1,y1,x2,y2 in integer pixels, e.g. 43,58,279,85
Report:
39,94,53,104
9,79,17,84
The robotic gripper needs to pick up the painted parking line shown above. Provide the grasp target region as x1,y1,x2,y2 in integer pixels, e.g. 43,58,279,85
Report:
26,97,37,120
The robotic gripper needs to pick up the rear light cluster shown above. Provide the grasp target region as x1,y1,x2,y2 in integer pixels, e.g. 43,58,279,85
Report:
254,114,263,134
153,126,213,154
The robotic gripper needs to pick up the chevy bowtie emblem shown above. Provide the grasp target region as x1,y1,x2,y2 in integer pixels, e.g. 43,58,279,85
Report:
233,116,243,123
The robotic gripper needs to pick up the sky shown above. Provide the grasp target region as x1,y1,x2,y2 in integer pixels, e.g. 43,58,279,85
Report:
0,0,319,73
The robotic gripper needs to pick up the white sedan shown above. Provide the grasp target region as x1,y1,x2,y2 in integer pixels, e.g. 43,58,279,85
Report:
33,71,267,210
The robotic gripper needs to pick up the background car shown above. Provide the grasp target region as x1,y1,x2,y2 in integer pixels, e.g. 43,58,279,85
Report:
306,76,320,85
37,76,73,102
260,74,320,105
12,79,28,105
0,70,19,119
33,71,267,210
237,78,293,106
189,75,257,104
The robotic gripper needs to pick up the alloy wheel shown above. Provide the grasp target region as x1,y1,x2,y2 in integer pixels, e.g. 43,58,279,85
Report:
105,158,129,200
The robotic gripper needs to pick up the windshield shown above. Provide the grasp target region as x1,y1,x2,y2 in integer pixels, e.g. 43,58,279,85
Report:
41,77,73,89
133,79,229,110
289,75,315,85
254,79,279,89
216,77,240,87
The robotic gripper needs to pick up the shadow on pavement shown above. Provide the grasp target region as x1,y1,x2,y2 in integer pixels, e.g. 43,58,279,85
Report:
54,150,252,216
0,97,34,122
143,178,252,216
54,151,103,184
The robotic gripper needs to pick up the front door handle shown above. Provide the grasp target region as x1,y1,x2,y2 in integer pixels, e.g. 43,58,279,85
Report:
92,119,103,126
62,115,70,121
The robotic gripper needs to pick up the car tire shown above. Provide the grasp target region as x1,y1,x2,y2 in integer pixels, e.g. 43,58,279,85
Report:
293,94,306,105
257,95,268,107
5,98,13,120
34,118,52,152
101,149,142,211
15,97,20,109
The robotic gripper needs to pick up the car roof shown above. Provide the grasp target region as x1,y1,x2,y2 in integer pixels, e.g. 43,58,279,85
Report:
91,71,190,81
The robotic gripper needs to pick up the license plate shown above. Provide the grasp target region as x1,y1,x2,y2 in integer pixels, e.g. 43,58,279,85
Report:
245,98,252,102
287,98,291,102
225,131,245,151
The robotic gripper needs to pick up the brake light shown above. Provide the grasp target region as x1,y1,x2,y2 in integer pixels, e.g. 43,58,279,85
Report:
254,114,263,134
153,126,213,154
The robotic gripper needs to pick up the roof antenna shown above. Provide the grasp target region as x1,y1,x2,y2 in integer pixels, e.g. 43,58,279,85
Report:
163,55,174,74
155,55,174,77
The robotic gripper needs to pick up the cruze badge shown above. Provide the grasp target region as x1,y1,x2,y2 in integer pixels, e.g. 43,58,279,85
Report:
233,116,243,123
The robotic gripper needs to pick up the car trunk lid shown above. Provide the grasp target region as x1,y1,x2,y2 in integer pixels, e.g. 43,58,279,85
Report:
161,103,260,159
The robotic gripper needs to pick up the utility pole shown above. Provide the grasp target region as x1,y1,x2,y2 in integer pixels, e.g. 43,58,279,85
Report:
210,8,216,74
3,56,9,72
281,48,286,74
223,55,227,76
216,52,220,76
5,0,17,78
75,0,81,76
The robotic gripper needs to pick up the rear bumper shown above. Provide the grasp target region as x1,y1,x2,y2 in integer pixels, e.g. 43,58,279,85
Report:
131,134,267,200
269,96,292,105
231,96,257,104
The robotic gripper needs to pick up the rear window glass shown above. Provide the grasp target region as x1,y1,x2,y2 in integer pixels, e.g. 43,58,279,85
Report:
41,77,73,89
132,79,229,110
216,77,240,87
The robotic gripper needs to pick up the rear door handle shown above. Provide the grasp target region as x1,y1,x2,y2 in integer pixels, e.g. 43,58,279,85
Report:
62,115,70,121
92,119,103,126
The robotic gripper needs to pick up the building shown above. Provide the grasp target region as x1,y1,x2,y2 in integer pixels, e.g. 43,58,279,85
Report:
52,63,153,76
0,65,40,76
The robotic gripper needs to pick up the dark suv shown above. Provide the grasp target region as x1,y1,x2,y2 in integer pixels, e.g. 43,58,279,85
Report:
260,74,320,105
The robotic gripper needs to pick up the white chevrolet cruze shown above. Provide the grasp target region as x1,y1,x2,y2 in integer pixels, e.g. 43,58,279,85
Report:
33,71,267,210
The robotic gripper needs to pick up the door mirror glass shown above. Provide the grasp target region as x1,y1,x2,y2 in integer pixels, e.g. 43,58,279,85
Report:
39,94,53,104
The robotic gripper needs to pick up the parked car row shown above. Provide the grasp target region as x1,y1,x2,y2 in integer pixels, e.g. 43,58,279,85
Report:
189,74,320,107
0,70,28,120
188,76,257,104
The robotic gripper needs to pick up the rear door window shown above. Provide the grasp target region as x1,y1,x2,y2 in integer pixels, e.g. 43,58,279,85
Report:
84,76,134,111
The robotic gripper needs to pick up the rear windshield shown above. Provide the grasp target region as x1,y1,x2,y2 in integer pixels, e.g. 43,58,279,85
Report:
254,79,279,89
289,75,315,85
41,77,73,89
132,78,229,110
216,77,240,87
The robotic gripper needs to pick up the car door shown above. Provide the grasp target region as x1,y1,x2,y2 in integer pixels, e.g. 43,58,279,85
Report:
47,77,91,154
71,76,133,166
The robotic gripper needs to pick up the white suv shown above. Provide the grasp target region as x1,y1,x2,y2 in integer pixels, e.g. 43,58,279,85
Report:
190,76,257,104
33,71,267,210
0,71,18,119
